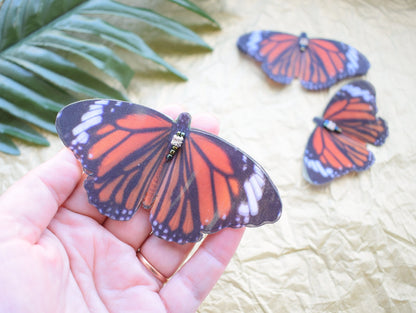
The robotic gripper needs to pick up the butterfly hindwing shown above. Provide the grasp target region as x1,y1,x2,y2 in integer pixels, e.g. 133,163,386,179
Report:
150,129,282,243
56,99,174,220
303,81,388,184
237,31,370,90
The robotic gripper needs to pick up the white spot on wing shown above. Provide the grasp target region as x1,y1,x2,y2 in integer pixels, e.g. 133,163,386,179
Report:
253,165,265,189
341,84,374,102
81,108,102,122
70,101,109,146
238,203,250,217
249,175,263,201
304,155,334,178
247,31,263,54
95,100,110,105
346,47,359,73
243,180,259,216
72,115,102,136
72,131,89,145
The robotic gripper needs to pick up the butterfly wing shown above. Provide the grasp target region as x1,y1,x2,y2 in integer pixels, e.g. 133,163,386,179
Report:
55,99,174,220
149,129,282,243
323,80,388,145
300,38,370,90
237,31,301,85
303,80,388,184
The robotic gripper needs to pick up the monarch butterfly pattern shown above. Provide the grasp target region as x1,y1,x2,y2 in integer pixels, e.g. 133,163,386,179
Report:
303,80,388,184
56,100,282,243
237,31,370,90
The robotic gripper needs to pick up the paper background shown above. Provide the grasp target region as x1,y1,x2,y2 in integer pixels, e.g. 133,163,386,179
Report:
1,0,415,312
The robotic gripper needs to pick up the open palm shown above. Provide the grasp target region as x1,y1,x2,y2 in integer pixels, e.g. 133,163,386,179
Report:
0,112,244,313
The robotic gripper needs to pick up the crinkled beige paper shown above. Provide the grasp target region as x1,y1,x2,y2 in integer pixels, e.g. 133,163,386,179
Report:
1,0,415,312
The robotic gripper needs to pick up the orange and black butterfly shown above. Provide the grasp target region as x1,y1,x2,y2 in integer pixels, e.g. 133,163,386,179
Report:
56,100,282,243
237,31,370,90
303,80,388,184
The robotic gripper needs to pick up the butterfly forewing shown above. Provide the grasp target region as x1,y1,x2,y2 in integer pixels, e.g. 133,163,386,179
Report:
56,99,174,220
238,31,300,85
323,80,388,145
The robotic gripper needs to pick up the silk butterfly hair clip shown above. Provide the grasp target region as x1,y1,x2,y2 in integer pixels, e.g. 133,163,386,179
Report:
303,80,388,184
237,31,370,90
56,100,282,244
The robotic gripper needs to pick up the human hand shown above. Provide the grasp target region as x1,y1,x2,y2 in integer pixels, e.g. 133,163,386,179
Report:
0,109,244,313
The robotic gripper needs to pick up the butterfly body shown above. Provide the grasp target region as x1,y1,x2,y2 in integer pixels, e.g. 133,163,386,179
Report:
237,31,370,90
303,80,388,184
166,112,189,161
313,117,343,133
56,99,282,243
298,32,309,52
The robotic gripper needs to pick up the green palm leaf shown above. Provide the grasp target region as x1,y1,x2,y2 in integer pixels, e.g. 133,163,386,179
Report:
168,0,220,27
0,0,216,155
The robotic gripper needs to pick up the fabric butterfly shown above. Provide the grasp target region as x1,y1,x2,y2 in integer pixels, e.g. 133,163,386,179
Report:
56,100,282,244
303,80,388,184
237,31,370,90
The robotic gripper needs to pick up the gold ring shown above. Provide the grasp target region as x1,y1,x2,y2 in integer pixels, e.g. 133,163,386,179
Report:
137,251,168,284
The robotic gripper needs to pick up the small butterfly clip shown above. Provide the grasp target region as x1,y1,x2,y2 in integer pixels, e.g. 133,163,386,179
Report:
238,31,370,90
56,100,282,243
303,80,388,184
